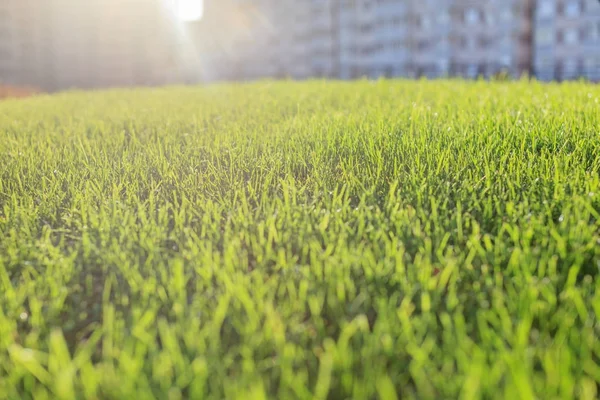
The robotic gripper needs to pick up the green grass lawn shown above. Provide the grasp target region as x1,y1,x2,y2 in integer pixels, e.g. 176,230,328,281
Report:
1,80,600,399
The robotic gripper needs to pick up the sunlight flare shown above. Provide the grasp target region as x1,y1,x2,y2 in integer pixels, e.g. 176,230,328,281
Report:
175,0,203,21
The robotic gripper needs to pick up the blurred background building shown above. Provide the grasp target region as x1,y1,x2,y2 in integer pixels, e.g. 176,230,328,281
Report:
533,0,600,80
0,0,185,90
0,0,599,91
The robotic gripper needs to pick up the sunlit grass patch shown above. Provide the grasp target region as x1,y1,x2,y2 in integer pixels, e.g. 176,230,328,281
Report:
0,80,599,399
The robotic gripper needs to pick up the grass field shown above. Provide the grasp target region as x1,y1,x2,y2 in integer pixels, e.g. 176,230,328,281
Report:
1,80,600,399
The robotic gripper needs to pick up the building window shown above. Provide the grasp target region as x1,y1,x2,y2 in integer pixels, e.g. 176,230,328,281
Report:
421,16,431,30
538,0,555,18
538,56,553,72
465,8,479,25
467,64,478,78
554,61,564,79
438,59,449,73
593,22,600,41
563,59,578,78
564,0,581,17
359,24,373,33
536,27,554,45
468,37,476,50
417,40,429,51
579,27,588,42
438,12,449,24
478,37,490,48
584,58,595,73
414,15,422,28
564,28,578,44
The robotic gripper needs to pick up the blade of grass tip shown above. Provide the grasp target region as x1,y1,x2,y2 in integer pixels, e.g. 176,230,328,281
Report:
376,374,399,400
314,340,335,400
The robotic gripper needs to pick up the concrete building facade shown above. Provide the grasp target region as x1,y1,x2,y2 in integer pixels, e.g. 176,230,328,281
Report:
0,0,19,85
0,0,51,88
533,0,600,81
45,0,185,90
1,0,184,90
448,0,534,78
199,0,536,81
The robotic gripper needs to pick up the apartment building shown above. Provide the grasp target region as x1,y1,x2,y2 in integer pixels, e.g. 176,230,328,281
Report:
406,0,453,78
338,0,411,78
0,0,185,90
448,0,534,78
334,0,533,79
44,0,182,90
307,0,339,78
534,0,600,81
207,0,534,81
0,0,50,87
0,1,17,84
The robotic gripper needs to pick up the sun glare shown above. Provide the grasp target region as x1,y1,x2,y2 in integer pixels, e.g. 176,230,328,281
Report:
176,0,203,22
